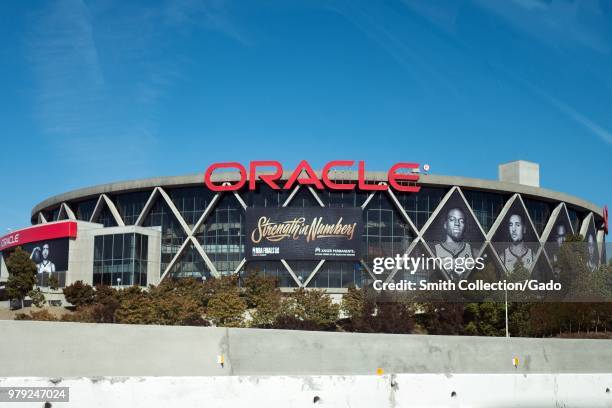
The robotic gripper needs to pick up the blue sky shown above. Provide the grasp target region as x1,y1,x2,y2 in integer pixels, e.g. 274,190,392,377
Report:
0,0,611,233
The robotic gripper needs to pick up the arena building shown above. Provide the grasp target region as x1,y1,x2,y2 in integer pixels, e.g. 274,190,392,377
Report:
0,160,607,303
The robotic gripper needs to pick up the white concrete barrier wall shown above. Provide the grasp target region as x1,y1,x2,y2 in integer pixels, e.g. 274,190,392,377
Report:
1,374,611,407
1,321,611,406
1,321,611,377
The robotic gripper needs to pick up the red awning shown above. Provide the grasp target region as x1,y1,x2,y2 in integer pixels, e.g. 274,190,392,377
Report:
0,221,78,252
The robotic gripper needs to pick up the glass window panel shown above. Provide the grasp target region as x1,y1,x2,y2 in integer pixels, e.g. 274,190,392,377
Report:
103,235,113,260
113,234,123,260
94,236,103,260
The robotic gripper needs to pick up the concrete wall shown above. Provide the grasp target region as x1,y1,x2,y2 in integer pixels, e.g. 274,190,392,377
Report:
1,320,611,377
2,374,611,408
67,221,103,285
79,224,162,286
40,223,161,303
1,321,611,407
499,160,540,187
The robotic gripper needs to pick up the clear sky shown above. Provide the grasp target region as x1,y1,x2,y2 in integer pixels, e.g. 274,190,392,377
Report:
1,0,611,233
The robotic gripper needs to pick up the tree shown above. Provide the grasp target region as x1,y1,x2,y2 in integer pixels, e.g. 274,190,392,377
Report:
48,275,60,291
508,302,533,337
201,275,240,307
463,302,505,336
152,278,206,306
243,274,282,327
291,288,339,328
207,289,246,327
340,285,375,331
419,302,464,335
62,285,122,324
27,288,46,308
63,281,95,307
371,300,416,334
506,261,537,303
243,274,279,308
341,286,366,320
114,291,156,324
6,247,37,307
269,289,340,331
555,234,588,300
341,287,417,334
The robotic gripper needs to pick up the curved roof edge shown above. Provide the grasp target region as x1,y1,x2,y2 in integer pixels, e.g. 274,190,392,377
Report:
31,171,604,218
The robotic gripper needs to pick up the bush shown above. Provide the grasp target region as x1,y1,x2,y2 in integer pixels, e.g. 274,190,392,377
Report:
340,286,377,332
272,314,332,331
27,288,46,308
462,302,505,337
114,289,156,325
60,306,97,323
201,275,239,307
243,274,279,308
14,309,58,321
419,302,464,335
63,281,95,307
243,274,282,327
270,288,339,331
370,301,416,334
207,289,246,327
48,275,60,291
112,284,208,326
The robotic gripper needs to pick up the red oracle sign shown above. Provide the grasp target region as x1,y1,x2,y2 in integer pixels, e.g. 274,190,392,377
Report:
204,160,421,193
0,221,78,252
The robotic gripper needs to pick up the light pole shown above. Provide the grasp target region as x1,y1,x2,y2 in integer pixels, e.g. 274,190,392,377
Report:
117,277,122,287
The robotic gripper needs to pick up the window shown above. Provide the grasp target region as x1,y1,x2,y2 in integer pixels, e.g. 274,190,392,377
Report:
524,198,554,236
363,193,415,277
396,187,447,229
114,191,151,225
142,198,187,276
73,199,97,222
195,195,245,275
93,233,148,286
97,206,118,227
463,190,507,232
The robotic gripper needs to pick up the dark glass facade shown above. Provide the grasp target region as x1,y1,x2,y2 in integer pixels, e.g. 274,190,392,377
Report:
114,191,151,225
463,190,507,232
74,199,97,222
93,233,148,286
48,207,61,222
142,197,187,275
244,260,297,287
311,261,363,288
396,187,447,229
524,198,554,236
242,185,291,208
567,207,585,235
168,187,216,228
97,206,118,227
195,194,245,275
169,241,211,279
363,192,415,274
33,178,605,289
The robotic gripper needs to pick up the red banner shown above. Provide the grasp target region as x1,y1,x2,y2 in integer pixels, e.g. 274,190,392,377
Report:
0,221,78,252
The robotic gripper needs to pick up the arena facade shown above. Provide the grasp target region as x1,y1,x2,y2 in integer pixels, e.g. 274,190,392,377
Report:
0,160,608,302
